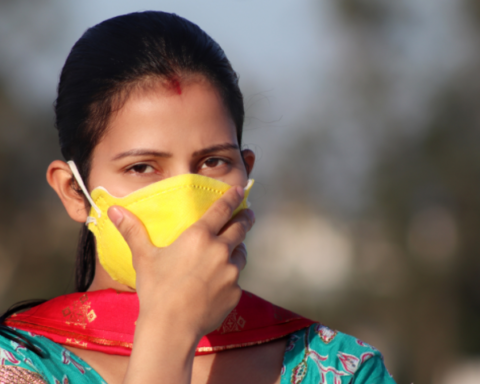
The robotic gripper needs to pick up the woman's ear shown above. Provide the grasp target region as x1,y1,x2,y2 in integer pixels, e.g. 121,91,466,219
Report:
46,160,89,223
241,149,255,177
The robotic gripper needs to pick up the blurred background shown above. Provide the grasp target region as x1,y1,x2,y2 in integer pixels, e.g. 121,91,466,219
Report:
1,0,480,382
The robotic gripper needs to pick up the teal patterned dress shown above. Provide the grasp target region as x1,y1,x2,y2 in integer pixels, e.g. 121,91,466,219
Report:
281,324,395,383
0,324,396,383
0,330,106,383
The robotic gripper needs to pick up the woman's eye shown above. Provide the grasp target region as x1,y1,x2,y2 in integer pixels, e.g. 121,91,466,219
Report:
201,158,226,169
128,164,155,174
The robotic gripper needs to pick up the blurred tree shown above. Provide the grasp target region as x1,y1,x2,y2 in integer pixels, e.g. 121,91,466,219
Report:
336,0,394,27
372,79,480,383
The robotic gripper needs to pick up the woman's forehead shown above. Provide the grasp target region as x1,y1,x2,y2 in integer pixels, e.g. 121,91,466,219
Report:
96,80,237,157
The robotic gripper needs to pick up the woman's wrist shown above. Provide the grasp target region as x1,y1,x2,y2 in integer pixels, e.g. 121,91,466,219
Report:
136,289,205,340
135,308,203,347
123,312,201,384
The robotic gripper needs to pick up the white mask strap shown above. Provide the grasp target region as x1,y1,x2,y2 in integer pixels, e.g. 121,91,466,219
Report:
67,161,102,218
245,179,253,208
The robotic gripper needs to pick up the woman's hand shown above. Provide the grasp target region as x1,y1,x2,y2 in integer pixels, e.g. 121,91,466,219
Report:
108,186,255,383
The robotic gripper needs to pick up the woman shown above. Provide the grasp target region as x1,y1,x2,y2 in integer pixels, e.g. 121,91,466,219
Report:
0,11,395,384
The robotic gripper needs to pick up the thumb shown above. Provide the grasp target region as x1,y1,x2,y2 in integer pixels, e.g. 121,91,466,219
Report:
108,206,153,258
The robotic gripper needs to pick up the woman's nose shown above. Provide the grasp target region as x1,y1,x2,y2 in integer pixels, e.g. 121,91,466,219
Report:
168,162,195,178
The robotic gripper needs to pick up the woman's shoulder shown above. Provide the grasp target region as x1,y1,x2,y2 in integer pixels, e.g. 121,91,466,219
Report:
281,323,396,384
0,328,106,384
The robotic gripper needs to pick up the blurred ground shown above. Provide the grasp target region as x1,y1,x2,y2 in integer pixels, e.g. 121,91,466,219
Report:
1,1,480,383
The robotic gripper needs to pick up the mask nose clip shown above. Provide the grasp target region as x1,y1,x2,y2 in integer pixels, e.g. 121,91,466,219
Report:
67,161,101,225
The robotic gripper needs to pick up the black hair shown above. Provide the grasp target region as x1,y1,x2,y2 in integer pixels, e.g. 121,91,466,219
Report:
0,10,244,353
0,300,47,356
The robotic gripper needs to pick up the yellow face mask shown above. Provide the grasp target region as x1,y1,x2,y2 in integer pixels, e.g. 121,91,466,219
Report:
68,161,254,289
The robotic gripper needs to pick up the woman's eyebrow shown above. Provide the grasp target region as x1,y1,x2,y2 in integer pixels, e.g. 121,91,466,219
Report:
192,143,239,157
112,149,173,161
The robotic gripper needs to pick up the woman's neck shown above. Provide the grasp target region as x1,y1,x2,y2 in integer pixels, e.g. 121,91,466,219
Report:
87,258,136,292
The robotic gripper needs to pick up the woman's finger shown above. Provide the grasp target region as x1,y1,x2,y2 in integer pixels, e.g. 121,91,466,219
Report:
230,242,247,271
108,205,154,259
219,209,255,249
198,186,244,235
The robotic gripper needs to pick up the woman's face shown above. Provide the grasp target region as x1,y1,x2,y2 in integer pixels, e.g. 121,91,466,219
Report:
88,79,254,197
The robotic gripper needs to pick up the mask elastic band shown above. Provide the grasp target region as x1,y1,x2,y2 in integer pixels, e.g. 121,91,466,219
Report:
67,161,102,218
85,216,98,225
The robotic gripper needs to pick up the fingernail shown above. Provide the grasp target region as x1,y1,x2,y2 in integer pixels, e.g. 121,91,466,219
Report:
108,206,124,227
236,186,244,199
246,209,255,223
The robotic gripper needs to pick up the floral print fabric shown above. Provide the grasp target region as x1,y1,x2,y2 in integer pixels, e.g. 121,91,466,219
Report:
0,330,105,384
281,324,396,383
0,365,47,384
